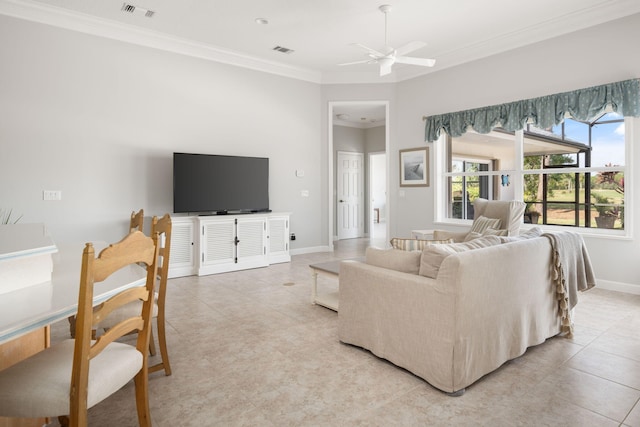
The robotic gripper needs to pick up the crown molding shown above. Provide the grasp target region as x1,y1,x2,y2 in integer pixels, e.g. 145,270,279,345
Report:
0,0,323,83
2,0,640,86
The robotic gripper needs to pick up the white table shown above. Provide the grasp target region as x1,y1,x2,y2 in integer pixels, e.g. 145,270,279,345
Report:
0,242,147,345
0,241,146,427
411,229,435,240
309,257,365,312
309,260,341,311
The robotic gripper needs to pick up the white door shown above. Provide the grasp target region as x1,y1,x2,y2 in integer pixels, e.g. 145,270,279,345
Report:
337,151,364,239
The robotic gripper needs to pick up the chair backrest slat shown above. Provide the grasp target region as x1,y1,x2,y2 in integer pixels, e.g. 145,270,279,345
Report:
130,209,144,233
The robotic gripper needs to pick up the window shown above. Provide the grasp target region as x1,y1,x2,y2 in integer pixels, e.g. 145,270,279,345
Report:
450,159,492,219
438,113,628,233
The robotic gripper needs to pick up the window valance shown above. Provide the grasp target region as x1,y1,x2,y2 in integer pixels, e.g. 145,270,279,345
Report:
423,78,640,143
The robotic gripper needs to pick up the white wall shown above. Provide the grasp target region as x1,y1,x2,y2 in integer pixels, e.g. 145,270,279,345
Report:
2,10,639,292
0,15,323,251
395,13,640,292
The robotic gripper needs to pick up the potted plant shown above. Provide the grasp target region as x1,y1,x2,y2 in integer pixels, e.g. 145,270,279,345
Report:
1,208,22,225
591,193,618,229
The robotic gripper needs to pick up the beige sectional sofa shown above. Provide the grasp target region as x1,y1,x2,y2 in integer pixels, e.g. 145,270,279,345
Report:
338,231,593,395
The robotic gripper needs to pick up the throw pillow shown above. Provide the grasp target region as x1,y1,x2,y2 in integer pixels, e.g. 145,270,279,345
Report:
365,247,421,275
389,237,454,251
418,235,503,278
462,228,507,242
469,215,502,235
483,228,508,236
463,231,483,242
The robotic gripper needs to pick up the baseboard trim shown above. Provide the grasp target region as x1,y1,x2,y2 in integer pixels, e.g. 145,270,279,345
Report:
290,246,332,256
596,279,640,295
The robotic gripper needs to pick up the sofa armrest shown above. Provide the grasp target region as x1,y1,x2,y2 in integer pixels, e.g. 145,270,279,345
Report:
338,260,457,391
437,237,561,389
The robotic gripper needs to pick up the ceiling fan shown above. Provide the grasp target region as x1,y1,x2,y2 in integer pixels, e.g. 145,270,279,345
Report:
339,4,436,76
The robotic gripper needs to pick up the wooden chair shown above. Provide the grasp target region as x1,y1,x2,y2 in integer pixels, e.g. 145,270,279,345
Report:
68,209,146,339
130,208,144,233
95,214,173,376
149,214,172,375
0,231,159,426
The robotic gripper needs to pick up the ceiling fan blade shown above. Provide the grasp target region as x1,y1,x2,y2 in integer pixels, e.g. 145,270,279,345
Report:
338,59,374,67
395,56,436,67
394,41,426,57
350,43,385,58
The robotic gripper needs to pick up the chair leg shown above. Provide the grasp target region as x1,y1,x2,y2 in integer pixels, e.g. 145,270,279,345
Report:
134,368,152,427
68,316,76,338
148,325,157,357
151,312,172,376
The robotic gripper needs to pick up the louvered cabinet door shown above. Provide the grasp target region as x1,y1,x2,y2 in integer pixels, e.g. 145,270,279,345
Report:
168,217,196,278
236,218,268,269
201,218,236,268
267,215,290,264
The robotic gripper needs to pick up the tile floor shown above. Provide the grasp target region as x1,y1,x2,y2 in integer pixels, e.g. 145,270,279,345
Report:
48,236,640,426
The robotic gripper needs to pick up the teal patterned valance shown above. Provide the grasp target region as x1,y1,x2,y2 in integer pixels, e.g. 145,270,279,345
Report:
423,78,640,143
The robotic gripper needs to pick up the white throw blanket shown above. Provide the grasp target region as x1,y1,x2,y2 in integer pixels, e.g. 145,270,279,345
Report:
543,232,596,337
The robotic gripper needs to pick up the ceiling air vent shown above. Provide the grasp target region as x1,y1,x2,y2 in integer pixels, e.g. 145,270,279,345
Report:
272,46,295,55
121,3,155,18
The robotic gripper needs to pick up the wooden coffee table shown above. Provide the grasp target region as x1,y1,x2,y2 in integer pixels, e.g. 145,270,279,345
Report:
309,258,364,311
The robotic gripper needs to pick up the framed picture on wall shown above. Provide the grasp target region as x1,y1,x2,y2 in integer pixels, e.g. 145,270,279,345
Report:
399,147,429,187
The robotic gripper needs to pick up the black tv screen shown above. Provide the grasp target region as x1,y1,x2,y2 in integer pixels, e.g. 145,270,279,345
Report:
173,153,269,214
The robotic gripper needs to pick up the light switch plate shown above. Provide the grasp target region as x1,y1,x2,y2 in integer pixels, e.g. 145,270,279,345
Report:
43,190,62,201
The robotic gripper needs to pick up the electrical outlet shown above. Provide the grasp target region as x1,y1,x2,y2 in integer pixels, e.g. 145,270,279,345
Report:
290,233,296,241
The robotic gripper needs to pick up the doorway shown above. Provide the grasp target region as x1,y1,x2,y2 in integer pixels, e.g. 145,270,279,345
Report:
337,151,364,239
369,152,387,246
329,101,389,246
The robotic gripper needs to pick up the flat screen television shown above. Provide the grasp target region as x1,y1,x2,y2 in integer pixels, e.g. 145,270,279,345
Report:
173,152,270,214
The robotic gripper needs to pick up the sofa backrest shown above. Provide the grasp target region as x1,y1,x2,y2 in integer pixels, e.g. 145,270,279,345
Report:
365,247,421,275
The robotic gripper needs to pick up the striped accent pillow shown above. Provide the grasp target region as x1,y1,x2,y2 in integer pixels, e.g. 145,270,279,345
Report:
390,238,454,251
469,216,501,234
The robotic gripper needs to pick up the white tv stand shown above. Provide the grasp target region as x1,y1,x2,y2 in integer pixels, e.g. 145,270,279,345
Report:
168,213,290,278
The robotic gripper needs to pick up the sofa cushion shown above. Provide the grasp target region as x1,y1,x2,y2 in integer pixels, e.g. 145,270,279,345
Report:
418,235,503,278
432,230,469,243
366,247,421,275
464,227,508,241
483,228,508,236
390,237,454,251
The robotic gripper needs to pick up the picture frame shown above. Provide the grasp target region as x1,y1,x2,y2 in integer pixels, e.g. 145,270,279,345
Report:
399,147,429,187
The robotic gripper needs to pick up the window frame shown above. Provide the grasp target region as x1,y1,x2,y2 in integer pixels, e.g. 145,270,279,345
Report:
434,117,634,239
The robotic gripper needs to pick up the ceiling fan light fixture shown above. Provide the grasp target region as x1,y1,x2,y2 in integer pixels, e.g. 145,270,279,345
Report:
378,57,394,68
